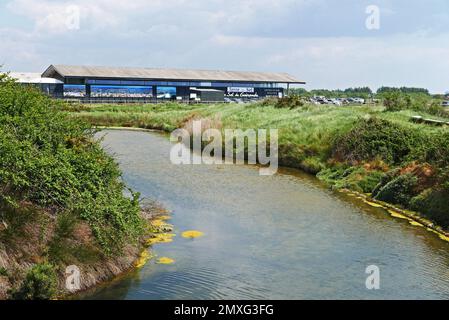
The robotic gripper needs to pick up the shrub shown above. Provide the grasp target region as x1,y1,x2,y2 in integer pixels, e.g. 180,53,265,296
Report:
300,157,325,174
425,100,448,118
260,97,279,107
275,95,305,109
12,263,58,300
317,166,384,193
332,117,422,165
0,74,144,254
410,189,449,229
383,91,410,111
374,174,418,206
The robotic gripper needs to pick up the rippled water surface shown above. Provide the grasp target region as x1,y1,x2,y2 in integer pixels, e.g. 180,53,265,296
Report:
83,130,449,300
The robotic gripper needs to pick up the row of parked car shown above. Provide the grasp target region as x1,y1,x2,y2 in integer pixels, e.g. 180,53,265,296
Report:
309,96,367,106
224,97,260,104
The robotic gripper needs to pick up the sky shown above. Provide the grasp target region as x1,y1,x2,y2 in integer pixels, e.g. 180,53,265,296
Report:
0,0,448,93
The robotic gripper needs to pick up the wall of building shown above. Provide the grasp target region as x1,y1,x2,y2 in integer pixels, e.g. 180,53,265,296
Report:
34,76,285,102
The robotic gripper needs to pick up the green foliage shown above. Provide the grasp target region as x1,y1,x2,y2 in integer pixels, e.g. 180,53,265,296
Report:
425,100,448,118
380,89,447,117
288,87,373,99
47,213,102,265
382,90,411,112
0,74,144,253
11,263,58,300
318,166,384,193
0,267,7,276
300,157,325,174
0,202,37,247
275,95,305,109
332,117,422,165
410,189,449,229
377,86,430,96
373,174,418,206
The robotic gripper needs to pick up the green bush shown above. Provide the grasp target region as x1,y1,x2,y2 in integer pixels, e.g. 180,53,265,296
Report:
12,263,58,300
317,166,384,193
374,174,418,206
275,95,305,109
300,157,325,174
0,74,144,253
410,189,449,229
383,91,411,111
332,117,422,165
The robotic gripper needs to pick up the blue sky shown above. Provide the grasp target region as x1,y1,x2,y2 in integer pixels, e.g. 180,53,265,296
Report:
0,0,448,93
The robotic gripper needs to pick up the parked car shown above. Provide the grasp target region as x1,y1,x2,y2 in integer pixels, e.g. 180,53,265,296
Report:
330,99,342,106
353,98,365,104
442,101,449,107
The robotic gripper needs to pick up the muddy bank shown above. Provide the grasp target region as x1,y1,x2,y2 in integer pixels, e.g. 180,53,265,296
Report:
0,202,168,300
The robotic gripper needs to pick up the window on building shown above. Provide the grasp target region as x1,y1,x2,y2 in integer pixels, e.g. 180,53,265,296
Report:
91,85,153,98
157,86,177,99
64,84,86,97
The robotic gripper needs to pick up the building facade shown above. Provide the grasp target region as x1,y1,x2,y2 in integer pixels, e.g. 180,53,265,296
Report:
14,65,305,103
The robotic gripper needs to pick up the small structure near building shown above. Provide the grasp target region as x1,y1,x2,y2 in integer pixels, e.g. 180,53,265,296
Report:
10,72,64,96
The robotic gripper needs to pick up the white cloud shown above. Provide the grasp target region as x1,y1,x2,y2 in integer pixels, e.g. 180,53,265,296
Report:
1,0,449,92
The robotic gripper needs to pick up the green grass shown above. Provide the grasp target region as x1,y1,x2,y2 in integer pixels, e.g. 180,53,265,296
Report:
69,102,447,168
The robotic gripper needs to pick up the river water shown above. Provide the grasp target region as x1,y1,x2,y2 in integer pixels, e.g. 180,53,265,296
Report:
84,130,449,300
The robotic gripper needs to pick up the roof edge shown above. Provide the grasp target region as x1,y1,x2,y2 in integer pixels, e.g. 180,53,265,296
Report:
42,64,306,84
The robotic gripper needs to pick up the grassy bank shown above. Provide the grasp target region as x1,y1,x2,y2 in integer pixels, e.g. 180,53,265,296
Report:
68,100,449,231
0,75,158,299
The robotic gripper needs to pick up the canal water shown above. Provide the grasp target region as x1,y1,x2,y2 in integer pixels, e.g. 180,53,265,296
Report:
84,130,449,299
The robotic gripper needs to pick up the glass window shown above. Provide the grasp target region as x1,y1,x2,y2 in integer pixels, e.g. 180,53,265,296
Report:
157,86,177,99
64,84,86,97
91,85,153,98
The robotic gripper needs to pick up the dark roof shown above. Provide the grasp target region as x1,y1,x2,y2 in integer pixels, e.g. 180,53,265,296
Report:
42,65,305,84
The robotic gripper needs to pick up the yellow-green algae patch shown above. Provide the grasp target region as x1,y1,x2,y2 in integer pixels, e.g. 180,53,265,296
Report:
341,189,449,244
364,200,384,208
150,219,170,228
388,210,411,220
157,257,175,264
146,233,176,245
135,250,152,268
409,221,424,227
182,230,204,239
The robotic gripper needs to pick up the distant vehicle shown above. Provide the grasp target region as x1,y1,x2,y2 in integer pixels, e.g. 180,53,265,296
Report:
353,98,365,104
309,98,320,105
346,98,355,103
442,101,449,107
330,99,342,106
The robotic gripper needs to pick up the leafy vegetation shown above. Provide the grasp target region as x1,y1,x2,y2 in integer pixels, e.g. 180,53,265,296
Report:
381,89,447,117
0,76,144,254
0,73,147,299
11,263,58,300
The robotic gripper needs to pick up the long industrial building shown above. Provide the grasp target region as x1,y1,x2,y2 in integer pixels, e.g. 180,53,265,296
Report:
11,65,305,103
